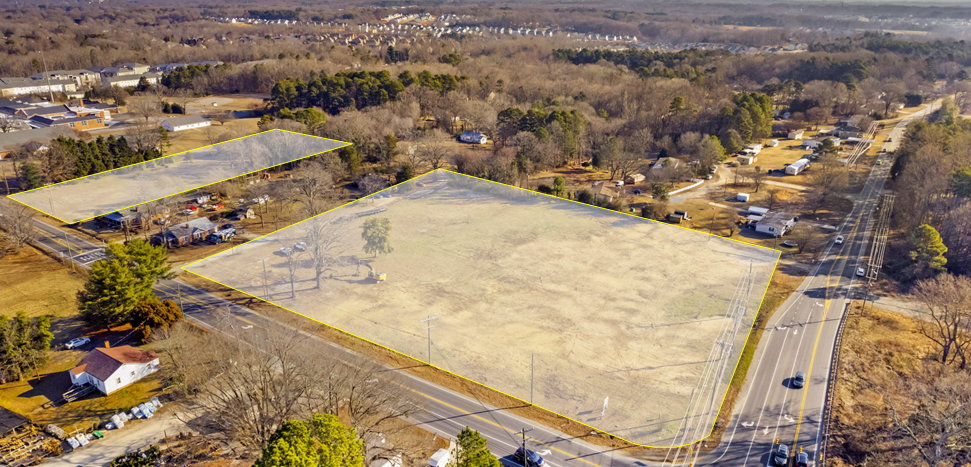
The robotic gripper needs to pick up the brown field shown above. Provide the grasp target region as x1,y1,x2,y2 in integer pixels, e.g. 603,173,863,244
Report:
10,130,348,223
0,245,85,319
166,117,262,154
185,170,779,447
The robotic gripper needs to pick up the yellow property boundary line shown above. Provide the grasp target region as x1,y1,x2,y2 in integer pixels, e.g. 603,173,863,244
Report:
7,129,351,224
181,168,781,449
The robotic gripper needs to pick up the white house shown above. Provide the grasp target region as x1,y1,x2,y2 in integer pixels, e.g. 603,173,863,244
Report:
743,144,762,155
788,130,804,140
755,212,796,237
69,345,160,395
161,115,212,132
459,131,487,144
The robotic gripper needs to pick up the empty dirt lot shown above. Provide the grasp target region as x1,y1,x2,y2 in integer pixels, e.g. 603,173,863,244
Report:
11,130,348,223
185,171,779,446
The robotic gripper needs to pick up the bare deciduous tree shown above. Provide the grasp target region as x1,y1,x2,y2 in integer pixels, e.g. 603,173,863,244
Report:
295,159,335,216
415,129,451,171
0,204,35,251
914,274,971,368
357,174,389,197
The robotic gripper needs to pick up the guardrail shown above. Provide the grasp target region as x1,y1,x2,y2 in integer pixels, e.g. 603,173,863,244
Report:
820,301,853,466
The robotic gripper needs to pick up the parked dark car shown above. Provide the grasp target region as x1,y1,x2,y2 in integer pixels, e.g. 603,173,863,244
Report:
514,447,544,467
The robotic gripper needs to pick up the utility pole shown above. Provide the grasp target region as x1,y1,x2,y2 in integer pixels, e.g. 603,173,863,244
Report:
1,164,9,195
261,259,269,300
518,428,533,464
39,50,54,102
420,316,438,365
530,353,534,404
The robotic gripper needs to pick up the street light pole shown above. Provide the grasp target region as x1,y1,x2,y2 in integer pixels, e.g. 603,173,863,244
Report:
420,315,438,365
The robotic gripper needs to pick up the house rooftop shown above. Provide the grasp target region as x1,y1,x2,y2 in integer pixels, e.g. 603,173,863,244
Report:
71,345,158,382
162,115,211,126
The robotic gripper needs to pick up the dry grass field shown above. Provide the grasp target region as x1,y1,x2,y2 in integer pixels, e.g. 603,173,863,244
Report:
10,130,348,223
185,170,779,446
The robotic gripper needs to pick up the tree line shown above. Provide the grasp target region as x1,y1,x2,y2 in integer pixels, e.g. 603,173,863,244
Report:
270,70,467,114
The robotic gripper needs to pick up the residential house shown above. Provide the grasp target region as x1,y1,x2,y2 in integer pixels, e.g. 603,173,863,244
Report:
459,131,487,144
161,115,211,132
102,73,160,89
755,212,796,237
69,345,160,395
0,77,77,97
155,217,218,247
652,157,680,170
785,159,810,175
737,154,757,165
595,183,620,203
99,211,146,230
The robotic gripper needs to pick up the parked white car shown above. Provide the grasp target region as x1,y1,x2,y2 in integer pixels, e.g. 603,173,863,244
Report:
66,337,91,349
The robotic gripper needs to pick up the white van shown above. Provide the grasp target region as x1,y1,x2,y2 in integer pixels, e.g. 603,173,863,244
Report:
429,449,451,467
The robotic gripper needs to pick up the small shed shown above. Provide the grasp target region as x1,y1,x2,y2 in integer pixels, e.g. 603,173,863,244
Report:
788,129,804,140
737,193,750,202
737,154,757,165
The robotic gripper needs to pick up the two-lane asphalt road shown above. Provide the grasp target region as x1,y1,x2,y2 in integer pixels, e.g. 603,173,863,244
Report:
8,207,646,467
701,101,939,467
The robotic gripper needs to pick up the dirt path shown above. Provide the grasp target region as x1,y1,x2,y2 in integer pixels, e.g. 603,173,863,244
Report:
763,179,809,191
42,410,187,467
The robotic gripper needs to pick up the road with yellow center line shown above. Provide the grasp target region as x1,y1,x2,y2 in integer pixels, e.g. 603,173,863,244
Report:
699,100,939,467
7,202,642,467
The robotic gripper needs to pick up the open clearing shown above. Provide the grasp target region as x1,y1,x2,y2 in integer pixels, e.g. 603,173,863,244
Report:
10,129,349,223
185,170,779,447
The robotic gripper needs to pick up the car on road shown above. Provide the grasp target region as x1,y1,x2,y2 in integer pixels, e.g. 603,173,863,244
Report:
782,240,798,248
66,337,90,349
796,451,809,467
772,443,789,466
792,371,807,388
856,267,866,277
294,242,307,252
835,236,844,245
514,447,545,467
